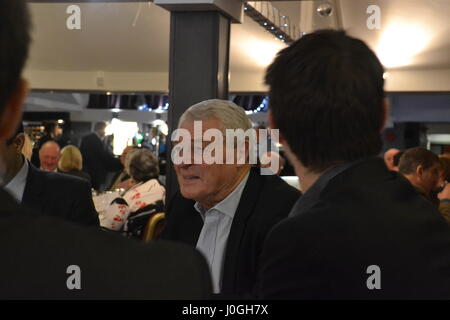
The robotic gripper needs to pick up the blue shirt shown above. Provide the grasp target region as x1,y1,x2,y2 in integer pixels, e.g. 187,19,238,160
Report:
195,171,250,293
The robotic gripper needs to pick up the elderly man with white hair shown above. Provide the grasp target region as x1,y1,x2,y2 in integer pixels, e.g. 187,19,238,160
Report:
160,99,300,297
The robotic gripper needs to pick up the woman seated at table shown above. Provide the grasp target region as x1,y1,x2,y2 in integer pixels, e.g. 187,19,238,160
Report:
101,148,165,231
58,145,91,182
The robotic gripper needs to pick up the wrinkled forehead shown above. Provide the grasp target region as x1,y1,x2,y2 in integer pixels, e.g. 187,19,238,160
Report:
41,145,60,156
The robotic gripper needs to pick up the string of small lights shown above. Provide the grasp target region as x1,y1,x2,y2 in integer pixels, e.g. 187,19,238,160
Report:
244,1,300,44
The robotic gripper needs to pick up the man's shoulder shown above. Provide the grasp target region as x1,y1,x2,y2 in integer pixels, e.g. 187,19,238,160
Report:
0,212,211,299
36,167,89,187
29,167,91,197
250,168,301,204
80,133,98,145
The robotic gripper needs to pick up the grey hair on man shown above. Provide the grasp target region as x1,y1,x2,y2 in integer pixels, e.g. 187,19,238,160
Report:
179,99,252,132
127,148,159,183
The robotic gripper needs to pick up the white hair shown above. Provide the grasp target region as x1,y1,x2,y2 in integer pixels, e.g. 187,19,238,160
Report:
178,99,252,132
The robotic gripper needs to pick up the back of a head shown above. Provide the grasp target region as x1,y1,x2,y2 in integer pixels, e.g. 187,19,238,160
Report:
266,30,385,173
44,122,57,135
128,149,159,183
398,147,439,175
94,122,106,132
0,0,31,115
59,145,83,172
179,99,252,132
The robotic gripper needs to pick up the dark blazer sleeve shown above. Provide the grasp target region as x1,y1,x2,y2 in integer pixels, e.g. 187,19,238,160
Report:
23,166,100,227
69,177,100,227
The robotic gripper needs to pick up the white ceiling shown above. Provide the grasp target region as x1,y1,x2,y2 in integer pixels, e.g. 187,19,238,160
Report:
25,1,450,90
27,2,287,73
340,0,450,70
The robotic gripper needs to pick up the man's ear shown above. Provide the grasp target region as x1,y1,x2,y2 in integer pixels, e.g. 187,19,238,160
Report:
0,79,29,140
416,164,424,178
13,133,26,153
268,110,287,146
380,98,389,132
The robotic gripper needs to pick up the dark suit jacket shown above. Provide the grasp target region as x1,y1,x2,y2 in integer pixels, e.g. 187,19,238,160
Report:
59,169,92,183
259,158,450,299
0,188,212,299
160,167,300,297
22,164,99,227
79,133,122,190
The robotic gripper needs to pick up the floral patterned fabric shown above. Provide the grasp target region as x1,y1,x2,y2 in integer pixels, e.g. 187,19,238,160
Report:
101,179,165,231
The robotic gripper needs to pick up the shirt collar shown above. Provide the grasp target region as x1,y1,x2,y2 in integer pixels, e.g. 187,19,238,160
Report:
195,171,250,219
4,157,29,203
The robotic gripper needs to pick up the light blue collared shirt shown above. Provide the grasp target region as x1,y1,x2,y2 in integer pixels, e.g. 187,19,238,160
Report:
4,158,29,203
195,171,250,294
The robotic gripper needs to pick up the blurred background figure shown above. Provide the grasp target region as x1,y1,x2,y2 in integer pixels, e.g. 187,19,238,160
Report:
58,145,91,183
438,156,450,223
399,147,441,206
39,141,60,172
21,133,33,161
439,156,450,182
109,145,136,191
384,148,400,171
101,149,165,234
79,121,122,191
31,122,62,168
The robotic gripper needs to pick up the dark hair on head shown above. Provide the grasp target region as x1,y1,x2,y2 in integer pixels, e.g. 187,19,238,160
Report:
398,147,439,175
393,150,404,167
0,0,31,115
438,156,450,181
44,122,57,134
94,122,107,132
265,29,385,173
6,122,24,145
128,149,159,183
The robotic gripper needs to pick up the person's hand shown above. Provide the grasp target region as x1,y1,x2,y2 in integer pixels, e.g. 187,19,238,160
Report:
438,182,450,201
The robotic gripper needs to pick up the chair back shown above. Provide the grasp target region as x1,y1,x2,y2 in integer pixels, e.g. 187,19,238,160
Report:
143,213,166,242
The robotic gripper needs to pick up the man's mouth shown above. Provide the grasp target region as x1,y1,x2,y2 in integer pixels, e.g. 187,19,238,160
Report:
183,175,200,181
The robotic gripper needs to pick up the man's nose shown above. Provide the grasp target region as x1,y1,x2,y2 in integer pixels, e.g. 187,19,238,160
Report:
176,163,192,170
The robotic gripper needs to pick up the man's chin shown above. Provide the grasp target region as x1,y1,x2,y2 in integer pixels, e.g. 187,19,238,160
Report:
180,187,201,201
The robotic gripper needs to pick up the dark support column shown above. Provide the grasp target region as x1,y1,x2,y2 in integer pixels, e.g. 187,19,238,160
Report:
166,11,231,201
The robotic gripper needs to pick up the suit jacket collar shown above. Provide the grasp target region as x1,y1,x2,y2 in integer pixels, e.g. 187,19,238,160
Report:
289,157,397,219
221,166,264,293
22,163,45,213
0,188,21,218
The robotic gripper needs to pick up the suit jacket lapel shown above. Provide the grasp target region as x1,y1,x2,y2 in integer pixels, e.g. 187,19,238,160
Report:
221,167,263,294
22,164,45,215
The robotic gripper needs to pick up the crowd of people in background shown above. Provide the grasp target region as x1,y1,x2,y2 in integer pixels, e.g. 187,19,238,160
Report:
384,147,450,223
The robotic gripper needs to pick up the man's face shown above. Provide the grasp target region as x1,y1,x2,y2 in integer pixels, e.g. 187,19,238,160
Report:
419,162,441,193
174,118,244,208
97,126,106,138
384,149,400,171
39,144,60,171
54,126,62,138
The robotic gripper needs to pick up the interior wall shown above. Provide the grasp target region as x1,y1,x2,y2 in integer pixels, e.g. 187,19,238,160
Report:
25,68,450,93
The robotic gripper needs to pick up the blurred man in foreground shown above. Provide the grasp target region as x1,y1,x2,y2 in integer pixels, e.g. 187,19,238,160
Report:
0,0,211,299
